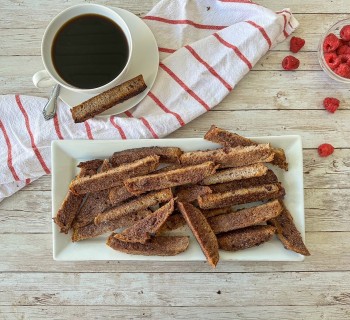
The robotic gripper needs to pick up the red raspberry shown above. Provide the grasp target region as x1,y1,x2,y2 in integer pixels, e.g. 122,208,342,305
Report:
339,54,350,64
282,55,300,70
340,25,350,41
323,33,341,52
324,52,341,70
334,63,350,78
318,143,334,157
290,36,305,53
323,97,340,113
336,44,350,55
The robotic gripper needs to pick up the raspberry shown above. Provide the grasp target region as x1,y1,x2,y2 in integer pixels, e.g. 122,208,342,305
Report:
334,63,350,78
336,44,350,55
290,36,305,53
318,143,334,157
323,33,341,52
323,97,340,113
340,25,350,41
339,54,350,64
282,55,300,70
324,52,341,70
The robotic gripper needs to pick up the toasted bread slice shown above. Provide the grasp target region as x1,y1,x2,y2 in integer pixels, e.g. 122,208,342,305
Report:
210,169,278,193
208,200,282,234
124,161,217,195
217,225,276,251
178,202,219,268
204,126,288,170
114,199,174,243
107,235,190,256
176,185,212,203
70,155,159,195
71,75,147,123
268,201,310,256
54,164,98,233
201,163,268,185
180,144,274,168
72,210,151,242
198,183,285,209
110,146,183,166
95,188,173,224
109,185,134,206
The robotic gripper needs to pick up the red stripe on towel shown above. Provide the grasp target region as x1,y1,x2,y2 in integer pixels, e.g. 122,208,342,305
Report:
110,116,127,139
0,119,20,181
15,95,50,174
144,16,226,30
148,92,185,126
213,33,253,69
159,62,211,111
185,45,233,91
245,20,272,48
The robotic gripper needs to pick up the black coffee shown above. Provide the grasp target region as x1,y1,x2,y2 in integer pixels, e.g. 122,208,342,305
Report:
52,14,129,89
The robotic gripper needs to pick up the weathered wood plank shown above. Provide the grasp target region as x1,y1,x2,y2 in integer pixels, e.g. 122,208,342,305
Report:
1,188,349,233
0,1,155,29
167,110,350,148
0,305,349,320
0,232,348,273
1,271,349,306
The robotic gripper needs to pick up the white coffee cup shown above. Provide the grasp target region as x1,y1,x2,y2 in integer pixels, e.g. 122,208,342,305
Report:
32,4,133,94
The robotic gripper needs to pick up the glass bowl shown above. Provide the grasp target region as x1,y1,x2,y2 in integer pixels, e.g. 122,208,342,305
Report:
318,18,350,83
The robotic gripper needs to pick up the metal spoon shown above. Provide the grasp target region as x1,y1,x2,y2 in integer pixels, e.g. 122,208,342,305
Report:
42,84,60,120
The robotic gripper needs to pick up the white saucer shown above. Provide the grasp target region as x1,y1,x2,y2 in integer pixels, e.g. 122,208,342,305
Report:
59,8,159,117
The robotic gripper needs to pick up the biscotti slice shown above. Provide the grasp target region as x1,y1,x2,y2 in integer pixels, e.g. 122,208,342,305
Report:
198,183,285,209
204,126,288,170
180,144,274,168
178,202,219,268
208,200,282,234
114,199,174,243
110,146,183,166
204,125,256,147
71,75,147,123
176,185,212,203
107,235,190,256
124,161,217,195
268,201,310,256
160,212,187,232
73,159,113,228
95,188,173,224
210,169,278,193
201,163,268,185
109,185,134,206
72,210,151,242
201,206,233,218
54,163,98,233
217,225,276,251
70,155,160,195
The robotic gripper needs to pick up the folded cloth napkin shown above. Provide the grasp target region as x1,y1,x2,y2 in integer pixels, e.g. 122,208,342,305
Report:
0,0,298,202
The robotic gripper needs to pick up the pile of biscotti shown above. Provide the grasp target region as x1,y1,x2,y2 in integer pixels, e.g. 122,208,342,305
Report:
54,125,310,268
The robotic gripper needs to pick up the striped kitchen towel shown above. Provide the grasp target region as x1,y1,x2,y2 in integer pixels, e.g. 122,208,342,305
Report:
0,0,298,201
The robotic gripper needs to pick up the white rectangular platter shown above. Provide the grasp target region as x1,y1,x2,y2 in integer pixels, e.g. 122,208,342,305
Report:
52,136,304,261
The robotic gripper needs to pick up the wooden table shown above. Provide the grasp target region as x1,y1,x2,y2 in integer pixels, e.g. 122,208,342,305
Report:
1,1,350,319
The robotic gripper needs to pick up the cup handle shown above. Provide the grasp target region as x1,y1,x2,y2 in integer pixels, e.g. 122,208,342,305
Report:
32,70,56,88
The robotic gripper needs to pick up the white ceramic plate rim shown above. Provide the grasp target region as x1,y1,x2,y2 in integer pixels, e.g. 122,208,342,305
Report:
52,136,305,262
58,7,159,116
